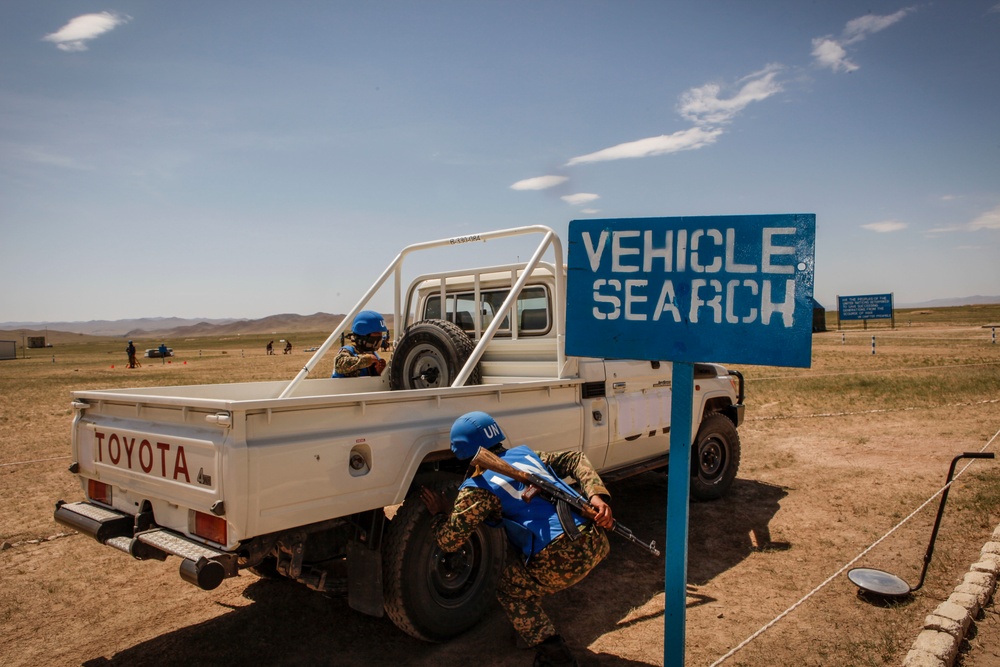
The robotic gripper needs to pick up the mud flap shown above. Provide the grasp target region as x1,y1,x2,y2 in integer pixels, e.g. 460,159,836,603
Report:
347,539,384,618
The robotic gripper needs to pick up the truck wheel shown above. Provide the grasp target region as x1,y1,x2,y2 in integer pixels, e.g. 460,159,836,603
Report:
690,413,741,501
382,480,505,642
389,319,482,390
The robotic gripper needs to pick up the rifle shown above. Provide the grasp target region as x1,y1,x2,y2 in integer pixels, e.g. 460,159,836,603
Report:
470,446,661,557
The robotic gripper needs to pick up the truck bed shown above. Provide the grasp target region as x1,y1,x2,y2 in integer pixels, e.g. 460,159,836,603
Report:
70,376,588,549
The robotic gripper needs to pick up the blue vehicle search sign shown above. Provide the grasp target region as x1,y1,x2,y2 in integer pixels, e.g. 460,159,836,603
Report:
566,214,816,368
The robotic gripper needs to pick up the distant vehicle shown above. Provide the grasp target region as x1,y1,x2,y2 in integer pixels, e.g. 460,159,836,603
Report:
144,348,173,358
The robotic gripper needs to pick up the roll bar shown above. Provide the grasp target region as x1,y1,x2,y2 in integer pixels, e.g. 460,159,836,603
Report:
279,225,565,398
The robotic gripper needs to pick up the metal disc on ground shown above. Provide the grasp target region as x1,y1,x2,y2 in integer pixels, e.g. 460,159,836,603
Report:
847,568,912,597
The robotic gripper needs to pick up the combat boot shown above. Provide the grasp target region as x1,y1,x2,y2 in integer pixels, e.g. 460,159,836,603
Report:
533,634,578,667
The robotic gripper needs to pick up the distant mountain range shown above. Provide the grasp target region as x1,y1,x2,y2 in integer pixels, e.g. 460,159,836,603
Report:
2,297,996,339
0,316,239,337
895,295,1000,308
0,312,394,339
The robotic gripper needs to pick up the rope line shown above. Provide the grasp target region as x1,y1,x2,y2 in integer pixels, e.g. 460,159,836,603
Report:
748,398,999,422
0,455,71,468
2,532,76,550
750,361,1000,381
708,426,1000,666
824,335,995,341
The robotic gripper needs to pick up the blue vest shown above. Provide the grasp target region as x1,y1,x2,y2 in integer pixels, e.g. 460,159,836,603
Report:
331,346,380,378
461,445,586,558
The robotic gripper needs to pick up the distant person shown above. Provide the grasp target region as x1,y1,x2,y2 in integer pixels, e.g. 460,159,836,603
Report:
158,342,168,363
126,340,138,369
266,340,274,355
333,310,387,378
284,340,292,354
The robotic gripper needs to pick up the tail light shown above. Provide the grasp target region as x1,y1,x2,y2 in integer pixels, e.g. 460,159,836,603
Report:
88,479,112,505
193,511,227,545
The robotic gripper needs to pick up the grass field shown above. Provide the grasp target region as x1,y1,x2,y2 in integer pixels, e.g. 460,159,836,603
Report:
1,306,999,666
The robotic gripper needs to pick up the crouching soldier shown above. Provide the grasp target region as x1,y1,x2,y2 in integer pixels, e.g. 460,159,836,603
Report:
420,411,613,667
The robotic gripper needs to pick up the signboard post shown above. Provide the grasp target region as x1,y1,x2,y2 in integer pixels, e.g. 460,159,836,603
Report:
566,214,816,665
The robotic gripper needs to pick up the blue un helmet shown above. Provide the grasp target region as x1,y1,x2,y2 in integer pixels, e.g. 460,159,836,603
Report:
350,310,388,352
450,411,505,460
352,310,388,336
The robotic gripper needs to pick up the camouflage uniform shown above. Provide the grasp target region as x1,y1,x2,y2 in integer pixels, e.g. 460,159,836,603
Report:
333,345,381,377
431,450,611,647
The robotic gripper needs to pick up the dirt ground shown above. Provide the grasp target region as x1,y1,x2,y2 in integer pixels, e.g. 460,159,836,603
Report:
2,322,999,666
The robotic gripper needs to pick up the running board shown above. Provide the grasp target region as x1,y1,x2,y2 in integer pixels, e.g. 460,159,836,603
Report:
600,454,670,484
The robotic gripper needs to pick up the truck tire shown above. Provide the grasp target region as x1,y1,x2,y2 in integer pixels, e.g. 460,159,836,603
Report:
690,412,741,501
382,480,505,642
389,319,482,390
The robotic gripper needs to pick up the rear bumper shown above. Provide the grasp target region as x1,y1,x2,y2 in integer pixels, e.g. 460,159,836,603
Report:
54,500,238,590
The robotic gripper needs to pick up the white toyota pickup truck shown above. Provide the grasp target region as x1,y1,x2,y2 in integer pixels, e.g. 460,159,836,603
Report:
55,225,744,641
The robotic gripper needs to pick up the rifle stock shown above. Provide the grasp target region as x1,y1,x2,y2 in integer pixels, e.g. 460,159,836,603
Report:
470,446,660,557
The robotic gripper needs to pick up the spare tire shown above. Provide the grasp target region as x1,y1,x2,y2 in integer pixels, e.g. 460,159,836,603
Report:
389,319,482,390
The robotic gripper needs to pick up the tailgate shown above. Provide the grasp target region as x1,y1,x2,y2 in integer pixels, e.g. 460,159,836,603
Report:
71,399,241,549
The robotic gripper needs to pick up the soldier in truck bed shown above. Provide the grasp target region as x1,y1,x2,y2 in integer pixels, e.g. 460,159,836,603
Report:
332,310,388,377
420,411,613,667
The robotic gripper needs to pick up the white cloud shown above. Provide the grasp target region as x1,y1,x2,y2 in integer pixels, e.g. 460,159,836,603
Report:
43,12,130,52
561,193,600,206
566,126,722,166
812,8,914,73
580,208,600,215
563,67,778,168
509,175,568,191
843,9,913,44
928,205,1000,233
21,147,92,170
927,224,963,234
811,38,858,73
862,220,907,233
678,67,784,126
969,204,1000,231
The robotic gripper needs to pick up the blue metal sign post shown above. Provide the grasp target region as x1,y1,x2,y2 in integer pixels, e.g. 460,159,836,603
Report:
664,360,694,663
565,214,816,666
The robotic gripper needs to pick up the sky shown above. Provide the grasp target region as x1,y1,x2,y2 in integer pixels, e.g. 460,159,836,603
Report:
1,1,999,324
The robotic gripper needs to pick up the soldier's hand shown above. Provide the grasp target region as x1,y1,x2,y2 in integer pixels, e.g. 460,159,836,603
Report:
589,495,614,529
419,487,449,516
373,358,387,374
